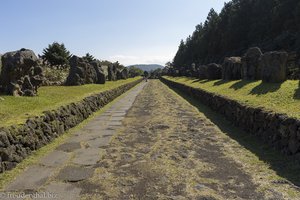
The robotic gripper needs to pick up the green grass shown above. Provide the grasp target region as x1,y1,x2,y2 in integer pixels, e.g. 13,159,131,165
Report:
164,76,300,119
0,77,140,127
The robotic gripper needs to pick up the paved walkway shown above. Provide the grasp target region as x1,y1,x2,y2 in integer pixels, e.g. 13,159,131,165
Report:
2,82,147,200
2,80,300,200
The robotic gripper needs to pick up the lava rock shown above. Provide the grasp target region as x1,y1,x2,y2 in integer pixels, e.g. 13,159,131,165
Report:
65,55,106,85
116,68,129,80
222,57,242,80
242,47,263,80
90,61,106,84
198,65,207,79
260,51,288,83
108,64,117,81
206,63,222,80
0,49,44,96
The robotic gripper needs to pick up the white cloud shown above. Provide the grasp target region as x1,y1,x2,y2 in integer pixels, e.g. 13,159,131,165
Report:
108,54,173,66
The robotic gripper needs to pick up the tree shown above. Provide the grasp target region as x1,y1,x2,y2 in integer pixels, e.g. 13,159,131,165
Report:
149,68,162,79
172,0,300,76
128,66,143,77
42,42,71,69
143,71,149,78
82,53,95,62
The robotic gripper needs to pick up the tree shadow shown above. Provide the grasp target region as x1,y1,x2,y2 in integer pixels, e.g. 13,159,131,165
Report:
250,81,283,95
213,80,230,86
165,84,300,187
192,79,201,83
229,80,253,90
293,81,300,99
198,79,211,84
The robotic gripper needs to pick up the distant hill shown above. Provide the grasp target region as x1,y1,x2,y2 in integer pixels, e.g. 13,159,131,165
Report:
127,64,163,72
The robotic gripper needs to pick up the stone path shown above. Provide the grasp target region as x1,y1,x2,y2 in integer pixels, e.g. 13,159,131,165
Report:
2,80,300,200
1,82,147,200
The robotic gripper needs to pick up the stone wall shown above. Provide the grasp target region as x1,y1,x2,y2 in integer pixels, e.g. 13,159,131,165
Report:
0,79,142,173
161,77,300,157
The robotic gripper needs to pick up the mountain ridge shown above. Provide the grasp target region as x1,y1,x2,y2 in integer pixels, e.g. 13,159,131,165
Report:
127,64,163,72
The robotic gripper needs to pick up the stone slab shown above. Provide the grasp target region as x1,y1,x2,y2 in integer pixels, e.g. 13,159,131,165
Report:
86,137,112,148
72,148,103,166
5,165,55,191
56,142,81,152
56,166,94,182
39,150,71,167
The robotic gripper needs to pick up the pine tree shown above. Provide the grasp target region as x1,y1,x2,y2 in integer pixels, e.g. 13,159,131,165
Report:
42,42,71,69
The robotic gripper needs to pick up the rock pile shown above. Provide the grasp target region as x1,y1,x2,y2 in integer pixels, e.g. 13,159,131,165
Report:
65,56,106,85
241,47,263,80
222,57,242,80
165,47,291,83
260,51,288,83
206,63,222,80
117,68,129,80
90,60,106,84
0,49,44,96
198,65,207,79
108,64,117,81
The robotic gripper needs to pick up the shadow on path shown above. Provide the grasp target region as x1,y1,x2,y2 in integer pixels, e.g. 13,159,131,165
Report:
165,84,300,187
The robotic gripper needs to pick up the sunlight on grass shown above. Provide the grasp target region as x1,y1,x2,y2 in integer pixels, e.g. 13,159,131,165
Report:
0,77,140,127
164,76,300,119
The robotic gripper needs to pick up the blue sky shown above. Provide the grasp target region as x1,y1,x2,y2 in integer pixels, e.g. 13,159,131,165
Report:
0,0,228,65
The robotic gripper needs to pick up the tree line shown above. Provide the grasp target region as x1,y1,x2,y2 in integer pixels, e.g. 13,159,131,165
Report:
173,0,300,69
40,42,145,78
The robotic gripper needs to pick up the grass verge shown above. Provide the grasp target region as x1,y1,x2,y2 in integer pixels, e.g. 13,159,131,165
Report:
0,81,142,190
163,76,300,119
0,77,140,127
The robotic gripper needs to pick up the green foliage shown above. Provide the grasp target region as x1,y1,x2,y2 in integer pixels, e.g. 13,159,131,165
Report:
149,68,162,79
82,53,96,62
42,42,71,68
99,60,113,66
143,71,149,77
0,77,140,127
164,76,300,119
128,66,143,77
43,67,69,83
173,0,300,69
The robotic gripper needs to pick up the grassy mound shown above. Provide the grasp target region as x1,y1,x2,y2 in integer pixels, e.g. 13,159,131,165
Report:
164,76,300,119
0,77,140,127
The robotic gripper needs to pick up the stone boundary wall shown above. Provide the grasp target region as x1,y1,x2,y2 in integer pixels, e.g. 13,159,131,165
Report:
0,79,142,173
161,77,300,157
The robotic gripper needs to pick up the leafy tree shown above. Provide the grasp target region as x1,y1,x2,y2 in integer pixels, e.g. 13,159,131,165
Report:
128,66,143,77
42,42,71,69
149,68,162,79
